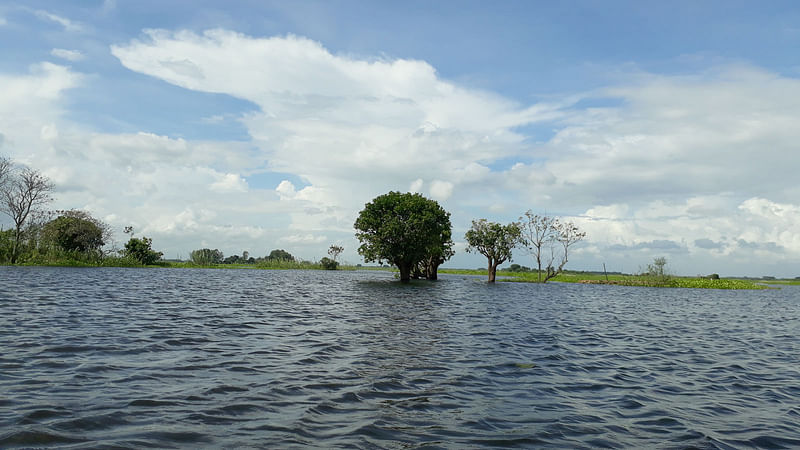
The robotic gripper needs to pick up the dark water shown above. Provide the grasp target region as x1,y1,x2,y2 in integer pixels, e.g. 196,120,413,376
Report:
1,267,799,449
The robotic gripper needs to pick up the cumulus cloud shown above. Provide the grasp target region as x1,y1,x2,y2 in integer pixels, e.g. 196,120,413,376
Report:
210,173,248,193
3,27,799,274
429,180,454,201
110,30,562,215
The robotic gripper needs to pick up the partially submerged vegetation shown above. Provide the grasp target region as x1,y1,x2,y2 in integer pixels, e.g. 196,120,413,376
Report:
439,267,767,290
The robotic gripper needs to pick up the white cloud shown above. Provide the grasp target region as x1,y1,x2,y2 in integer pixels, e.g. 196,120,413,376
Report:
210,172,248,193
2,26,799,275
51,48,85,61
275,180,297,198
34,10,82,32
429,180,454,201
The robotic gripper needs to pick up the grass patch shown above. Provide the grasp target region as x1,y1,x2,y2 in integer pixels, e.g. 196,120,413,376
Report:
504,271,766,290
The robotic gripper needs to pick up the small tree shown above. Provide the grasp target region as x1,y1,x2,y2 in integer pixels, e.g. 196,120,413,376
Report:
465,219,521,283
519,210,586,282
354,191,453,282
328,245,343,262
320,256,338,270
0,164,55,263
124,236,163,265
646,256,669,282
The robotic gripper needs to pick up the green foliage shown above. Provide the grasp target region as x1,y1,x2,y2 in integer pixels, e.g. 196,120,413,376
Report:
124,237,163,265
354,191,453,282
464,219,521,282
267,249,295,261
505,271,766,290
0,228,12,263
190,248,223,265
507,263,531,272
319,256,339,270
41,210,107,254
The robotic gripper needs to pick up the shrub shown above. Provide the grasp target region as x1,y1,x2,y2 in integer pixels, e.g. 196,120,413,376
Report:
124,237,163,265
320,257,338,270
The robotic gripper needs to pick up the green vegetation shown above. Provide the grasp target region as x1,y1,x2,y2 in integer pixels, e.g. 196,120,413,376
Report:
124,237,163,265
190,248,224,265
438,267,765,290
354,191,453,282
464,219,521,283
319,257,338,270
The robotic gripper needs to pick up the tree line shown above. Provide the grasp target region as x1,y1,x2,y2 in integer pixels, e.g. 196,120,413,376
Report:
0,156,349,268
1,155,585,278
354,191,585,282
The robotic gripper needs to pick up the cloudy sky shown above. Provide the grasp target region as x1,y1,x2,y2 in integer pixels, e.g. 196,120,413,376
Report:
2,1,800,276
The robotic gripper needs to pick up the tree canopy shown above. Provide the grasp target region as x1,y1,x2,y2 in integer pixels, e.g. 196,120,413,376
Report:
124,237,163,265
41,210,109,254
267,249,295,261
354,191,453,282
191,248,223,265
465,219,521,282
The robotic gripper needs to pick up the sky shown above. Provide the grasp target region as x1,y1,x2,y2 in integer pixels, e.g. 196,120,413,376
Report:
2,0,800,277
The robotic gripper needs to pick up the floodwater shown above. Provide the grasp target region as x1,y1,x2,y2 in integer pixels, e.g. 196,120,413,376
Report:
1,266,799,448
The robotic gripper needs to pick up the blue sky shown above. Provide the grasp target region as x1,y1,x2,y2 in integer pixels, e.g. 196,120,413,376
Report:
2,1,800,276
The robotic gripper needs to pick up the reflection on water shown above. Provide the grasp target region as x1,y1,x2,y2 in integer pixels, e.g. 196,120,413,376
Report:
1,266,799,448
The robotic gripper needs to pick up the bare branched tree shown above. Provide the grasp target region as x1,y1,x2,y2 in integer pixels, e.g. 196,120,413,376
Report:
0,156,11,189
1,165,55,263
519,210,586,282
328,245,344,262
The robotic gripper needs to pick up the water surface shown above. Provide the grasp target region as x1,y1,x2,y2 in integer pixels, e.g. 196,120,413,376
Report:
1,267,799,448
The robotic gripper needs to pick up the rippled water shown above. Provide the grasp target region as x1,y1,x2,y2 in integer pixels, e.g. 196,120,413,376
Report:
1,266,799,448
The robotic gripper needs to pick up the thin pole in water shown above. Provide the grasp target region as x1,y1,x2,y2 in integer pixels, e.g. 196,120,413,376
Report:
603,263,608,281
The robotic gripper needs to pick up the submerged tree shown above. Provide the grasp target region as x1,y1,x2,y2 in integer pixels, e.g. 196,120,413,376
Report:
0,161,55,263
465,219,521,283
354,191,453,282
519,210,586,282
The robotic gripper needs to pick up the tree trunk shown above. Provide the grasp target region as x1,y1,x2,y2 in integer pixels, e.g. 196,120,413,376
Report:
10,226,21,264
488,260,497,283
426,259,440,280
397,262,412,282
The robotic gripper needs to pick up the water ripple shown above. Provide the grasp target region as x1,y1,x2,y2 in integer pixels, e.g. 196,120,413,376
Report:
1,266,799,447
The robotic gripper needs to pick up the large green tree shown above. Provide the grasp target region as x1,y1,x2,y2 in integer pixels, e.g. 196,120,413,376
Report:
465,219,521,283
354,191,453,282
41,210,109,254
